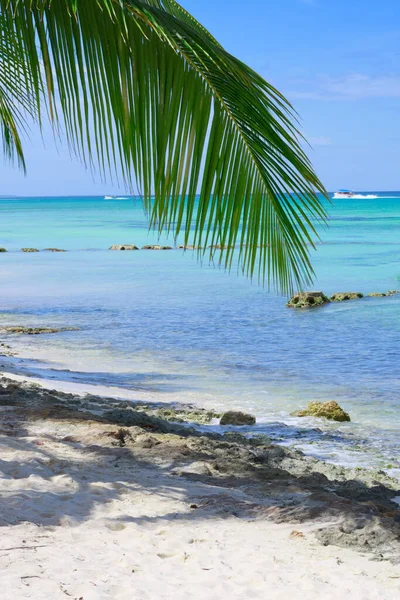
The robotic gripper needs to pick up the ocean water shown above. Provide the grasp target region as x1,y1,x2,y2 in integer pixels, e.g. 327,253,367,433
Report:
1,193,400,471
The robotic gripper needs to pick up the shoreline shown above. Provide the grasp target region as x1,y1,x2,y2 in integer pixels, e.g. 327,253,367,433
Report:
2,337,400,478
1,374,400,597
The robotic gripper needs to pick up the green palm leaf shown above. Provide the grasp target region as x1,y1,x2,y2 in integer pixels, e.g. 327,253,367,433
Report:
0,15,39,170
0,0,327,292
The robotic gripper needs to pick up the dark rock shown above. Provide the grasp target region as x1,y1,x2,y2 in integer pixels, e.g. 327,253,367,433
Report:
292,401,351,422
109,244,139,251
220,411,256,426
330,292,364,302
387,290,400,296
287,291,330,308
178,245,201,250
0,248,7,252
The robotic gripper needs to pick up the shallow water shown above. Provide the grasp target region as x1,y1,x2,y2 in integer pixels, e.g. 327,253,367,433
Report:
1,194,400,471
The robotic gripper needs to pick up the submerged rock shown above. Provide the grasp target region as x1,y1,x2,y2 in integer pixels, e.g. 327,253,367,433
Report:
0,248,7,252
109,244,139,251
43,248,66,252
209,244,234,250
177,245,202,250
1,326,79,335
220,411,256,426
21,248,39,253
287,291,330,308
330,292,364,302
292,401,351,422
141,245,173,250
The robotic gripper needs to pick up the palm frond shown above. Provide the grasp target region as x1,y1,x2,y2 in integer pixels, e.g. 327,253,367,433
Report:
0,0,327,292
0,14,39,170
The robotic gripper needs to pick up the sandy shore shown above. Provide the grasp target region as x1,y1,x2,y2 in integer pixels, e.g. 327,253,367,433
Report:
0,375,400,599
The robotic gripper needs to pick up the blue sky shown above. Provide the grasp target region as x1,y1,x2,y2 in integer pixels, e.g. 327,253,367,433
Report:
2,0,400,195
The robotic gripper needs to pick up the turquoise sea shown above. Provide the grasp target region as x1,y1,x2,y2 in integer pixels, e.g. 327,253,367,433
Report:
0,193,400,471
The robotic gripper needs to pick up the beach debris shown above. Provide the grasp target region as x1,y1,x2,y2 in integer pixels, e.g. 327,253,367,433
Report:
219,411,256,426
21,248,39,252
109,244,139,250
0,326,79,335
330,292,364,302
292,401,351,422
141,245,173,250
290,530,305,539
43,248,66,252
0,247,7,252
286,291,330,308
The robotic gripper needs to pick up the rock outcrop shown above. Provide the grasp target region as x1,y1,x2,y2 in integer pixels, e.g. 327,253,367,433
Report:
43,248,66,252
287,291,330,308
292,401,351,422
109,244,139,251
219,411,256,426
330,292,363,302
0,248,7,252
368,292,387,297
1,326,79,335
141,245,173,250
21,248,39,253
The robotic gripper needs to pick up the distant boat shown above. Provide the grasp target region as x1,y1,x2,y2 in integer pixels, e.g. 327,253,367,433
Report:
104,195,129,200
104,195,115,199
333,189,355,199
333,190,378,200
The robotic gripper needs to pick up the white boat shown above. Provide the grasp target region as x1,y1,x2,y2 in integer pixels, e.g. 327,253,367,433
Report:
333,189,355,199
104,195,115,199
104,195,129,200
333,190,378,200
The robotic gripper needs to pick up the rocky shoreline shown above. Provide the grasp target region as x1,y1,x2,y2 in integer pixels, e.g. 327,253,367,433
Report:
1,375,400,562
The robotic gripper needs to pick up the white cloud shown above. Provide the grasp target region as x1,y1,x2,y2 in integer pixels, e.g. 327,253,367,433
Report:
289,74,400,100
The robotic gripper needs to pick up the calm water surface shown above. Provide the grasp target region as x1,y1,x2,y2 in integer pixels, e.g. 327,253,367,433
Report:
0,194,399,470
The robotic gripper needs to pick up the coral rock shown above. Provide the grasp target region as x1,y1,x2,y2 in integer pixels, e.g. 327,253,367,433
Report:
287,291,330,308
109,244,139,251
292,401,350,422
330,292,363,302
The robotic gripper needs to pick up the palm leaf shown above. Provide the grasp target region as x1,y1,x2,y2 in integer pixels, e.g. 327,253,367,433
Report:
0,0,327,292
0,14,39,170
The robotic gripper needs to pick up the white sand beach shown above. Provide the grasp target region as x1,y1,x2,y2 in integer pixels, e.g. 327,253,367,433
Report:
0,375,399,600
